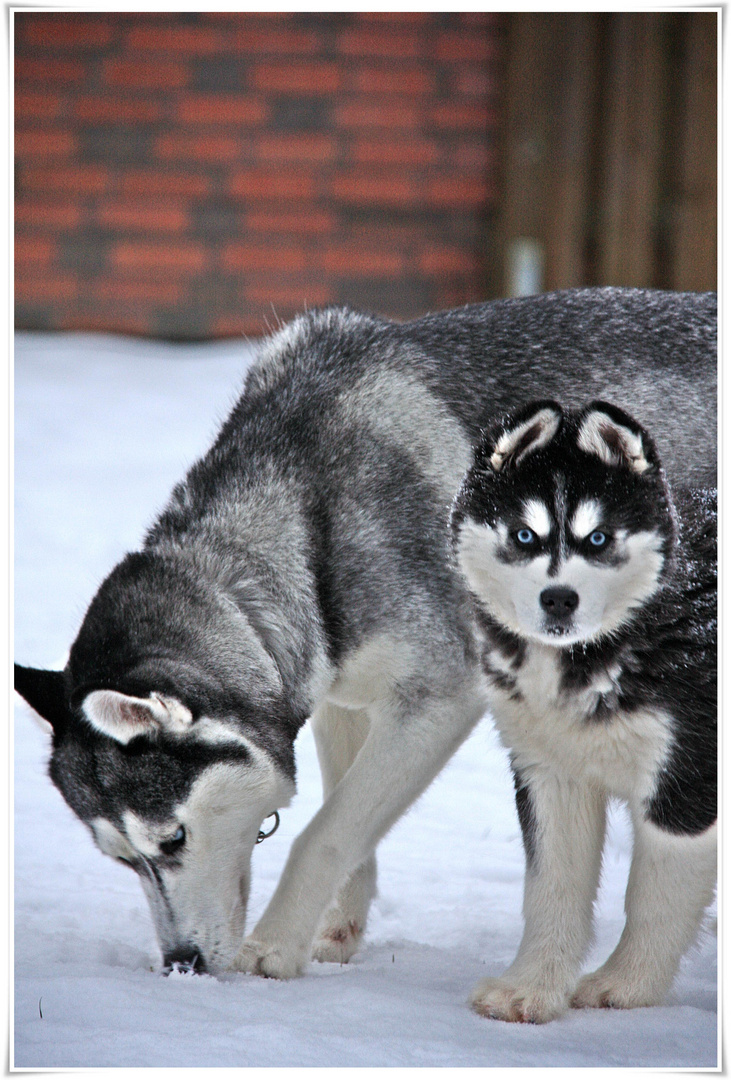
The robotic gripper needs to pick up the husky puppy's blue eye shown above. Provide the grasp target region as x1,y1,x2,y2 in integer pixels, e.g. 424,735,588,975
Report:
589,531,606,547
160,825,186,856
516,528,535,545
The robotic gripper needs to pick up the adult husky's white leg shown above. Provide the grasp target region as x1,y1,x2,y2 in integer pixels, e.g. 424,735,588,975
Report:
471,773,606,1023
310,702,376,963
231,675,486,979
572,817,716,1010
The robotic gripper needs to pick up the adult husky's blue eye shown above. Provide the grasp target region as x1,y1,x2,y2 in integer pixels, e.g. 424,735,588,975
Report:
160,825,186,855
516,528,535,545
589,531,606,547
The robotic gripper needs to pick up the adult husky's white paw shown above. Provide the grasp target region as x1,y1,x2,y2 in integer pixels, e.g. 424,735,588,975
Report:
230,937,305,980
311,911,363,964
311,856,375,964
571,969,664,1011
470,976,569,1024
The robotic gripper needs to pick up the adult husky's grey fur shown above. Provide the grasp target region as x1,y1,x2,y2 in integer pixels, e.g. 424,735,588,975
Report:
15,288,716,980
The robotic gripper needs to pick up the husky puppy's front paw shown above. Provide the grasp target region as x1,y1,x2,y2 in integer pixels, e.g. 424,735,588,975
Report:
571,969,664,1011
470,976,570,1024
230,937,305,980
311,911,363,964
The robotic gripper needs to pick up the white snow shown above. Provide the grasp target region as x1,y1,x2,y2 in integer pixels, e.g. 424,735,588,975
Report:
13,331,718,1070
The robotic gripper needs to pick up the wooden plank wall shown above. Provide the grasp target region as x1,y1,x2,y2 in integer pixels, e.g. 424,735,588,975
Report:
493,12,717,297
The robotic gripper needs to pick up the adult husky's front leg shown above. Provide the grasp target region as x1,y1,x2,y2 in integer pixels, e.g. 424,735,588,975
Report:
232,678,486,979
471,771,606,1023
572,816,717,1010
310,702,376,964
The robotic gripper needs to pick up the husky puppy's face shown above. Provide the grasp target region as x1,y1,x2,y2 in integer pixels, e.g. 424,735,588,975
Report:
452,401,675,647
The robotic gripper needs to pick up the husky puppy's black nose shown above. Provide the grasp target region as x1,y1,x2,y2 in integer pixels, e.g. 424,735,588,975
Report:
540,586,579,619
162,946,206,975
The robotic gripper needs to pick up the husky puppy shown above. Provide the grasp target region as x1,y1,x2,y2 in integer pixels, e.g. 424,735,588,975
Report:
15,289,715,981
451,400,716,1023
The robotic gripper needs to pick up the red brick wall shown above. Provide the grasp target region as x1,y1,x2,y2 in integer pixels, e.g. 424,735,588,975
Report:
14,11,503,339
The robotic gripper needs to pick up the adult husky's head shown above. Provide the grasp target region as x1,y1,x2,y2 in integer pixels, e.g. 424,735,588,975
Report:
15,551,300,974
452,400,676,647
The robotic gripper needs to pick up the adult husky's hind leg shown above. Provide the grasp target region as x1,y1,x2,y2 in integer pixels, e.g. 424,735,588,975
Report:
310,702,376,963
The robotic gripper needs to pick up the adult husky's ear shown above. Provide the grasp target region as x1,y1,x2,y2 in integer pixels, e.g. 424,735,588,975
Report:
81,690,194,744
486,401,562,473
577,402,656,474
14,664,69,733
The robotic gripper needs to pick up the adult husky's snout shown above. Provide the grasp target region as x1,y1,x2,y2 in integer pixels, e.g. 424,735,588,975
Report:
162,945,205,975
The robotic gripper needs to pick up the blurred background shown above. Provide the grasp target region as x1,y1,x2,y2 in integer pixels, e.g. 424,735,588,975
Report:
14,10,717,340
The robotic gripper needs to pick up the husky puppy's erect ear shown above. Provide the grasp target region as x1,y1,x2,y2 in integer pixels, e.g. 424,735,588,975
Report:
577,401,655,474
486,401,562,473
81,690,194,744
14,664,69,733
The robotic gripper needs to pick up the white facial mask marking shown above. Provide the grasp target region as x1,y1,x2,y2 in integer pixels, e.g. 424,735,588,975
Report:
523,498,552,539
570,499,603,540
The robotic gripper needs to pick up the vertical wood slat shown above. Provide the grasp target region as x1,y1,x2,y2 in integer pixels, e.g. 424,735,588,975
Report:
497,13,553,295
598,13,664,286
671,13,717,291
543,13,600,290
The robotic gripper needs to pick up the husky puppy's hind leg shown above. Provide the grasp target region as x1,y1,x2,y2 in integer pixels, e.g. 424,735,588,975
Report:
310,702,377,963
572,814,717,1010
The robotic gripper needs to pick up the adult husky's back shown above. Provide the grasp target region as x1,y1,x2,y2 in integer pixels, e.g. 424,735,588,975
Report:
400,287,716,487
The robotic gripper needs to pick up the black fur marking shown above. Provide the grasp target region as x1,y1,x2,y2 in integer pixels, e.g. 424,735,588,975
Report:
511,762,537,868
474,606,526,670
49,723,255,829
554,488,715,830
14,665,69,733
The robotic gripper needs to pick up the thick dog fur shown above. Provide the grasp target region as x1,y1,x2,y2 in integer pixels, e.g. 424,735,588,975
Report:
15,288,716,982
451,401,716,1022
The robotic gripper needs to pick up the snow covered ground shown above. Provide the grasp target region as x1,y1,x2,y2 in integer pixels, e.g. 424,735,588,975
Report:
13,331,718,1069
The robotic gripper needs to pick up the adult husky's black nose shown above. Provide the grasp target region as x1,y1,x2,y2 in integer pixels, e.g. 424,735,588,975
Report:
540,586,579,619
162,945,206,974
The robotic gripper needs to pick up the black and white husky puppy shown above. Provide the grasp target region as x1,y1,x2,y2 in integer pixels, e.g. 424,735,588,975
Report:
451,400,716,1023
15,290,716,982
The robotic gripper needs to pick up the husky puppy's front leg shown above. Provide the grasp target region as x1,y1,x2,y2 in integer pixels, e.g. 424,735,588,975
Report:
572,814,717,1010
310,702,376,964
472,769,606,1023
231,676,487,980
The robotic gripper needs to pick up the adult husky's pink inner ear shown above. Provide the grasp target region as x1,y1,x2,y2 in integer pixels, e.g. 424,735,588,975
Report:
490,406,561,472
82,689,193,744
577,410,650,473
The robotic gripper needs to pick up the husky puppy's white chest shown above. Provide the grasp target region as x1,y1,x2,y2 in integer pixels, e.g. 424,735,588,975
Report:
484,640,671,801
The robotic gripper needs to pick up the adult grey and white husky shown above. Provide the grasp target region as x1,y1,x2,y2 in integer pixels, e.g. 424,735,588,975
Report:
451,399,716,1023
15,288,715,982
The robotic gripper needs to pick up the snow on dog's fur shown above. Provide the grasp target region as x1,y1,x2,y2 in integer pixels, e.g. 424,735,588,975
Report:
15,289,715,984
452,400,716,1023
